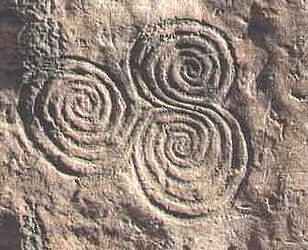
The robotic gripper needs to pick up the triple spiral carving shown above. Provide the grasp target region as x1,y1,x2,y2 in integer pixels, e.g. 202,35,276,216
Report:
18,19,248,218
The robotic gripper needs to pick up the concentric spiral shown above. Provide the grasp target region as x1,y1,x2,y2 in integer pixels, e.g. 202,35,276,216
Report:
18,58,132,176
132,104,247,218
129,19,236,108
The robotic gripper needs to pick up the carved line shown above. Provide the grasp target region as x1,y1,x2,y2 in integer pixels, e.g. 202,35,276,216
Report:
18,57,135,176
131,104,248,218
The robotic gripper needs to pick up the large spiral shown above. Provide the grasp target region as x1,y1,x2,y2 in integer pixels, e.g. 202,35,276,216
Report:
18,58,133,176
131,104,247,218
128,19,236,108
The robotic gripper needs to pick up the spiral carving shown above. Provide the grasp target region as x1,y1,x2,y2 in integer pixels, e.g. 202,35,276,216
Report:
18,58,132,176
131,104,248,218
128,19,236,108
17,17,248,220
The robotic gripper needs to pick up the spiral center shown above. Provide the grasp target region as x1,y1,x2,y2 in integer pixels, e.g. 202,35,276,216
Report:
178,55,207,89
172,135,193,157
69,85,100,120
76,95,93,114
182,58,202,79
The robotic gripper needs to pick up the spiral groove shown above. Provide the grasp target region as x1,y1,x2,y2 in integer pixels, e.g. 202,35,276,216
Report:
18,58,132,176
132,105,247,218
129,19,236,109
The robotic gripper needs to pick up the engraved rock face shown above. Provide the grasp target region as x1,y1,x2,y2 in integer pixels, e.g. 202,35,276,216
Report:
131,105,247,218
18,58,133,176
128,19,247,219
129,19,236,107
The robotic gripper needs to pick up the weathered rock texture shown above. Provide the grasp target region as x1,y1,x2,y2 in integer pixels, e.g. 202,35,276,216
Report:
0,0,308,249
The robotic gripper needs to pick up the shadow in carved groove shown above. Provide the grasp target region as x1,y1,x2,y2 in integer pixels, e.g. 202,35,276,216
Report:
18,57,135,176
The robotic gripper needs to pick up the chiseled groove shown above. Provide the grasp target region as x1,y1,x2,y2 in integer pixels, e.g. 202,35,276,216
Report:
132,153,206,219
65,82,109,129
163,121,205,170
35,72,112,160
131,105,247,218
144,126,165,185
129,19,235,111
47,80,109,146
18,57,134,176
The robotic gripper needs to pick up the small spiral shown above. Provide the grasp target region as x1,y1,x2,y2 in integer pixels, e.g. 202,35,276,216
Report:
18,57,133,176
131,104,247,218
129,18,236,108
